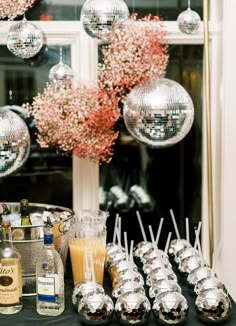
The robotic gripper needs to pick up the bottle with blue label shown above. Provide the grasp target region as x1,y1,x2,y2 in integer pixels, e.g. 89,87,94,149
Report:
36,217,64,316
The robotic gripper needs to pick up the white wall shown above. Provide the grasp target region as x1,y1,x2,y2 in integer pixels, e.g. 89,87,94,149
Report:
219,0,236,301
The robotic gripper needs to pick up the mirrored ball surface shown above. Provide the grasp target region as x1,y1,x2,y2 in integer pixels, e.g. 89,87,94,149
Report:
7,18,43,59
0,107,30,177
123,78,194,148
177,8,201,35
81,0,129,41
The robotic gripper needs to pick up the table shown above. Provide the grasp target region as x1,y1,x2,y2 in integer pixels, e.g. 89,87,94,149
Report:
1,270,235,326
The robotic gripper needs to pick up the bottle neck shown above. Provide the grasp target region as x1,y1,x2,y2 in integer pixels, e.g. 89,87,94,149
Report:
1,216,13,243
21,207,31,225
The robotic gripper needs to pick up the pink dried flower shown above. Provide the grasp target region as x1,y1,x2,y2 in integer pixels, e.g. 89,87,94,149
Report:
24,84,120,163
0,0,35,19
98,14,169,101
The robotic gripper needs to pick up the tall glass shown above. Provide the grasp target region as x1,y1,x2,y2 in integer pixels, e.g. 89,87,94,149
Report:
69,210,108,285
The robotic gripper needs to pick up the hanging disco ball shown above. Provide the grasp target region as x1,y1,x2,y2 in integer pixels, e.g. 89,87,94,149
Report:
123,78,194,148
49,62,74,86
80,0,129,42
0,107,31,178
7,17,43,59
177,8,201,34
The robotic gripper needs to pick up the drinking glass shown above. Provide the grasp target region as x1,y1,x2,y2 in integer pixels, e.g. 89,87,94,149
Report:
69,210,108,285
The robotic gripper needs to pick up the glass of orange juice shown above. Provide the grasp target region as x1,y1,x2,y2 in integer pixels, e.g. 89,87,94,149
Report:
69,210,108,285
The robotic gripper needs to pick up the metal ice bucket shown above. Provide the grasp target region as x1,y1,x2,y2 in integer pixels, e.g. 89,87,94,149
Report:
5,202,73,296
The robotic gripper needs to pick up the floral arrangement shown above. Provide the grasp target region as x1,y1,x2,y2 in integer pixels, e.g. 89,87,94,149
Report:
24,84,120,163
98,14,169,101
25,14,169,163
0,0,35,19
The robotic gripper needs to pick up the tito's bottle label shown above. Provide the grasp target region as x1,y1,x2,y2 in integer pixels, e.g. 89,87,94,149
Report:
0,263,20,305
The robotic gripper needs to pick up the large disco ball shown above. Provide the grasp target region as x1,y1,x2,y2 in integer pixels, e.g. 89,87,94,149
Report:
7,17,43,59
81,0,129,42
123,78,194,148
0,107,31,178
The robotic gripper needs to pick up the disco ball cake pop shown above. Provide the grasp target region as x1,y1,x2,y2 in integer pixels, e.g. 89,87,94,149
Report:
7,16,43,59
72,281,105,310
194,277,227,297
0,107,31,178
123,78,194,148
78,291,114,325
80,0,129,42
153,291,188,325
195,288,231,324
115,291,151,325
177,7,201,35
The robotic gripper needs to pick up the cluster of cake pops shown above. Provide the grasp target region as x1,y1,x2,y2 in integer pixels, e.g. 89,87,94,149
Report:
105,212,190,325
168,210,232,324
134,212,189,325
106,215,151,324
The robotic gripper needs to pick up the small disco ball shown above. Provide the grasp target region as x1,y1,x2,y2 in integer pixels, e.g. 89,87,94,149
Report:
177,8,201,34
115,291,151,325
49,62,74,86
7,17,43,59
78,292,114,325
195,288,231,323
0,107,31,178
123,78,194,148
80,0,130,42
153,291,188,325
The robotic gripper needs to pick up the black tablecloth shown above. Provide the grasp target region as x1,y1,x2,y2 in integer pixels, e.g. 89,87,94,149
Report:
0,271,235,326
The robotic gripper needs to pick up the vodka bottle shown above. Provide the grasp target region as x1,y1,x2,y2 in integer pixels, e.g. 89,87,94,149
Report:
36,218,65,316
0,215,23,314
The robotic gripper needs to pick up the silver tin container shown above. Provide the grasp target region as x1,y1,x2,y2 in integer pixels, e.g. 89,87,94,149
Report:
4,202,73,296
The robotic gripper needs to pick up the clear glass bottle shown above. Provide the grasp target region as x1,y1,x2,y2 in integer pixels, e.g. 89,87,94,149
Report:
36,218,65,316
20,199,32,226
0,215,23,314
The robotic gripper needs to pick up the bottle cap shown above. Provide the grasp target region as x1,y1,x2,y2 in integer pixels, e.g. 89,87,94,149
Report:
44,233,53,244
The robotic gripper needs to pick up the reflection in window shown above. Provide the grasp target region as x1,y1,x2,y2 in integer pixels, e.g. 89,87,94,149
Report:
0,45,72,208
101,44,203,247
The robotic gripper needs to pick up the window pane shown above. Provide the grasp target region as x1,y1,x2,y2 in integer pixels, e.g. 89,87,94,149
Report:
101,44,203,247
0,45,72,208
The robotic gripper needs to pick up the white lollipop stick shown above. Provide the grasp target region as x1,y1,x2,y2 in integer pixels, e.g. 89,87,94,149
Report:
195,229,204,266
169,209,180,239
148,225,167,278
129,240,134,287
185,217,190,243
84,250,89,282
88,251,96,283
155,217,164,246
124,232,129,263
136,210,147,242
113,213,119,243
117,217,122,250
193,221,202,251
164,232,172,256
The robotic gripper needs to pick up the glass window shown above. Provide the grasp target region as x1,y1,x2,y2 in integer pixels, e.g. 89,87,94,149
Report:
102,44,203,247
0,45,72,208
